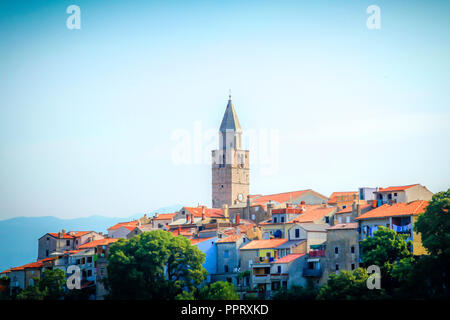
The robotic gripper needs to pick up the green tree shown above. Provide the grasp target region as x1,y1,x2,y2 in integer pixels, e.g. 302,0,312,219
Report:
360,226,412,277
105,230,207,299
317,268,386,300
415,189,450,257
272,280,318,300
198,281,239,300
16,269,65,300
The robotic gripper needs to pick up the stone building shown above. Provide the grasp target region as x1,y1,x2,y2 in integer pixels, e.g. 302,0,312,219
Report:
212,95,250,208
325,223,360,276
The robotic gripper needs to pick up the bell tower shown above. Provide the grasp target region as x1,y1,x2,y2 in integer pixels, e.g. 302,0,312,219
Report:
211,95,249,208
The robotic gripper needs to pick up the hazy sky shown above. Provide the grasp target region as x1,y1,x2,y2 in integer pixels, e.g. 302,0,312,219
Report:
0,0,449,219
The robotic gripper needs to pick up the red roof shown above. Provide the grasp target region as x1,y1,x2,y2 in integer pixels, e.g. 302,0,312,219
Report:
290,207,335,223
272,253,305,264
355,200,428,220
240,239,288,250
153,213,176,220
190,237,215,245
336,204,371,214
376,184,419,193
250,190,312,206
217,234,244,243
69,231,92,237
108,221,139,231
47,232,74,239
327,223,358,230
328,192,358,204
183,206,224,218
78,238,119,249
9,257,56,271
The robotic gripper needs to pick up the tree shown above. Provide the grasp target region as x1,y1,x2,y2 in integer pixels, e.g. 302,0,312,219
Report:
360,226,412,277
317,268,386,300
272,280,318,300
198,281,239,300
16,269,65,300
104,230,207,299
415,189,450,257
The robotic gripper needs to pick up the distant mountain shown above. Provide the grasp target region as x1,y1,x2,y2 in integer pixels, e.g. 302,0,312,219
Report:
0,205,182,273
127,204,182,220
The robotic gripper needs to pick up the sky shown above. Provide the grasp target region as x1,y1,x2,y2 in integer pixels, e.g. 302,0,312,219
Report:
0,0,449,219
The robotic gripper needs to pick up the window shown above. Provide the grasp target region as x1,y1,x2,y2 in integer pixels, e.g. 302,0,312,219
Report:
342,205,346,209
273,217,277,223
325,216,330,223
346,216,350,223
251,214,255,220
66,240,70,246
224,250,229,258
46,250,49,257
224,265,229,273
351,246,355,254
335,247,339,254
87,270,92,277
281,217,285,223
338,217,342,223
335,264,339,271
87,257,93,263
277,266,281,274
295,229,300,238
394,193,398,196
351,264,355,270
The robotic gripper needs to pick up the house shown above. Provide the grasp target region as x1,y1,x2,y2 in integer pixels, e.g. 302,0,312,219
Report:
2,258,55,294
67,248,97,292
190,237,218,282
91,238,119,300
126,224,154,239
107,221,139,239
228,189,329,224
334,202,373,224
325,223,360,276
152,213,177,229
373,184,433,206
328,191,358,210
259,203,335,240
37,230,104,260
213,233,250,288
269,253,308,296
286,223,329,251
355,200,429,255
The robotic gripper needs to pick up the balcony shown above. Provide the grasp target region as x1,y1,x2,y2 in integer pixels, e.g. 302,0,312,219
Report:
252,274,271,284
303,267,323,277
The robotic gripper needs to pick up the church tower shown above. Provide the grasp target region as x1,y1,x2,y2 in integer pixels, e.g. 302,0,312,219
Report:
212,95,250,208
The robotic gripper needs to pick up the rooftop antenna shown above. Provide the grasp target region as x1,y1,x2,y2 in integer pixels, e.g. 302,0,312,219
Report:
228,89,232,100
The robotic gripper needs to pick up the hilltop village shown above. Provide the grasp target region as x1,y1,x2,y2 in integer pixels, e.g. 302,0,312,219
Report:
0,97,434,299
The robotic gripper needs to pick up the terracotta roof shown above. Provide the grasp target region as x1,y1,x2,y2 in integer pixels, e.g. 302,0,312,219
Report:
291,207,335,223
190,237,215,245
78,238,119,249
0,269,11,274
355,201,428,220
328,191,358,203
376,184,419,193
240,239,288,250
250,190,312,206
327,223,358,230
9,257,56,271
47,232,74,239
272,253,306,264
217,234,244,243
153,213,176,220
69,231,92,237
183,206,224,218
108,221,139,231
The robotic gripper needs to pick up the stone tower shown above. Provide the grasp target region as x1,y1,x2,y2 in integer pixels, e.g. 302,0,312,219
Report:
211,95,250,208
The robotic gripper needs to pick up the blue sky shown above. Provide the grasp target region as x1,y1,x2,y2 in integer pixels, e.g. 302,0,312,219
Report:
0,0,449,219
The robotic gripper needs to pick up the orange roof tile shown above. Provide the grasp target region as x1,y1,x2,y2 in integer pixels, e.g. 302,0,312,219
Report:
376,184,419,193
78,238,119,249
291,207,335,223
328,191,358,204
0,269,11,274
108,221,139,231
327,223,358,230
69,231,92,237
183,206,224,218
9,257,56,271
250,190,312,206
355,200,428,220
217,234,244,243
240,239,288,250
47,232,75,239
272,253,306,264
153,213,176,220
190,237,215,245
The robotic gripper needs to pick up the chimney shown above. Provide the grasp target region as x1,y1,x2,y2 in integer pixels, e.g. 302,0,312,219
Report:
236,226,241,235
155,213,159,218
274,250,279,260
267,201,274,219
58,232,63,239
372,199,377,208
202,205,206,221
352,201,356,212
191,214,194,224
186,214,189,223
62,229,66,234
177,225,181,234
236,213,241,225
222,204,229,221
356,203,361,217
321,201,327,208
